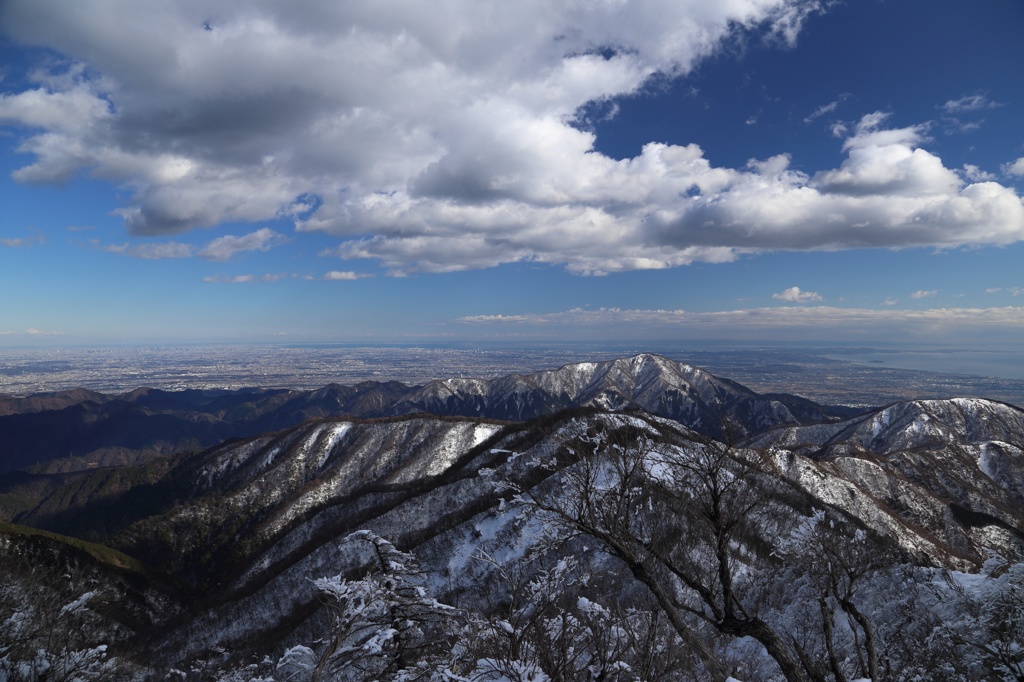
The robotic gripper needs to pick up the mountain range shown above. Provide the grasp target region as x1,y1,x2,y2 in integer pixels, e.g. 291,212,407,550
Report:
1,353,1022,681
0,354,859,475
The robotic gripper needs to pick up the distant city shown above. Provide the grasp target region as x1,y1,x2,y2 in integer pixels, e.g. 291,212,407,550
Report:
3,344,1024,409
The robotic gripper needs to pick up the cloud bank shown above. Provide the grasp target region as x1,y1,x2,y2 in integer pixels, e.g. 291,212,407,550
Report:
457,306,1024,343
2,0,1023,276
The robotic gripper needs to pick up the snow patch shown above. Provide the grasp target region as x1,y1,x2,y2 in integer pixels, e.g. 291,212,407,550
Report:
871,408,892,439
978,442,1000,480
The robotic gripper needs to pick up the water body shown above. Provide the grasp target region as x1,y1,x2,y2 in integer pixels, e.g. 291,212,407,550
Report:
821,348,1024,381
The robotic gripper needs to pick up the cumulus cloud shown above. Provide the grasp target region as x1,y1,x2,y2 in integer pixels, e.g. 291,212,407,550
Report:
883,297,899,306
911,289,938,299
961,164,996,182
25,327,63,335
772,286,823,303
1004,158,1024,177
3,1,1024,276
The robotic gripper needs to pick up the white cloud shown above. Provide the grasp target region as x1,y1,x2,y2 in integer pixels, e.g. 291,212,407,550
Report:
772,286,822,303
987,286,1023,297
104,228,286,260
1,231,45,247
25,327,63,335
1004,158,1024,177
961,164,996,182
883,297,899,306
197,228,287,261
2,2,1024,276
456,305,1024,342
803,94,848,123
910,289,938,299
323,270,370,281
941,93,1002,114
201,272,285,283
105,241,194,259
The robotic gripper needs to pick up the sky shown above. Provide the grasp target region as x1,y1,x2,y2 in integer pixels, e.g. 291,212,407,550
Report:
1,0,1023,349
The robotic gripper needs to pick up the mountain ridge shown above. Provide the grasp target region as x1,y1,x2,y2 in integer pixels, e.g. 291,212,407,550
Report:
0,353,860,476
3,355,1024,678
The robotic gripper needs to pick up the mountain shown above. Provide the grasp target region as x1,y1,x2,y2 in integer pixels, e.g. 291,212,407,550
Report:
3,356,1024,680
0,354,859,477
392,353,860,434
0,387,111,416
751,397,1024,566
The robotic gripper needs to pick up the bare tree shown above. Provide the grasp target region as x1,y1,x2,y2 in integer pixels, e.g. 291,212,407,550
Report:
515,414,870,682
465,550,701,681
930,558,1024,681
307,530,463,681
0,547,121,682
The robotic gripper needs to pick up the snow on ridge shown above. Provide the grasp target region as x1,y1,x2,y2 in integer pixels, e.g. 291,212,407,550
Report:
473,423,500,448
978,442,1000,480
417,422,500,478
871,407,892,439
314,422,352,470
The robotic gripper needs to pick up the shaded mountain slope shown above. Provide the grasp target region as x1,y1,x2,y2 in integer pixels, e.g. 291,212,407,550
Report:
0,354,860,476
13,405,1018,669
3,355,1024,678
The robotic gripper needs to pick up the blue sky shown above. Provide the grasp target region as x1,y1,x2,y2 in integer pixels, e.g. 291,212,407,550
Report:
1,0,1023,347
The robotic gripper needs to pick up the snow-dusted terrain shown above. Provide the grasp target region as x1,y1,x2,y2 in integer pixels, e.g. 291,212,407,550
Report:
2,354,1023,681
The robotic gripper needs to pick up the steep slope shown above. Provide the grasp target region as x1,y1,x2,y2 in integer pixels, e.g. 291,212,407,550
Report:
104,415,510,589
4,400,1023,677
62,405,1010,674
752,398,1024,565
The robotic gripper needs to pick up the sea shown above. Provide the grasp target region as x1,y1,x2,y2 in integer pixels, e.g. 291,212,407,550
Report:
821,348,1024,381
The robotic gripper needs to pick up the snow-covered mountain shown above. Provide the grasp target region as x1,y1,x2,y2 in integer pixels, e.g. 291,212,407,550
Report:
392,353,856,436
752,397,1024,566
3,357,1024,680
0,354,859,475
